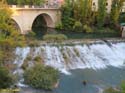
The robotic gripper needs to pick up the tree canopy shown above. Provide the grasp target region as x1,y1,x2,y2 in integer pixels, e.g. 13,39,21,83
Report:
60,0,124,32
6,0,45,5
0,1,25,65
110,0,124,24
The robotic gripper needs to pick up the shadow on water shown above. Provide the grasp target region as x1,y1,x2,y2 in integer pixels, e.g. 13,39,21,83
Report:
32,27,58,40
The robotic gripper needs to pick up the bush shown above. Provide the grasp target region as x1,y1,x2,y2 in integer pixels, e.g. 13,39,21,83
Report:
83,25,93,33
121,81,125,93
28,41,40,47
27,31,36,37
0,66,14,89
21,61,29,70
21,56,32,70
34,56,41,62
24,64,59,90
62,17,75,31
33,56,43,64
119,13,125,23
73,21,83,32
43,34,68,42
94,27,118,33
56,22,63,30
103,87,120,93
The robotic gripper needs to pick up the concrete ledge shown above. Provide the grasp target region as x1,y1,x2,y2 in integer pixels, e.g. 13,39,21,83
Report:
10,5,59,9
122,30,125,38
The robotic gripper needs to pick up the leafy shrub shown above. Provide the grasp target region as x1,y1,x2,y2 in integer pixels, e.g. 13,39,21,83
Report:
27,31,36,37
34,56,41,62
0,66,14,89
24,64,59,90
103,87,120,93
43,34,68,41
94,27,118,33
119,13,125,23
83,25,93,33
33,56,43,64
74,48,80,57
21,56,33,70
73,21,83,32
121,81,125,93
56,22,63,30
28,41,40,47
21,61,29,70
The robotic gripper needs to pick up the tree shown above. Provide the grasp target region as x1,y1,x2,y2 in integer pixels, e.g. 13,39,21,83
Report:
73,0,93,25
110,0,124,24
0,1,25,65
61,0,75,30
121,81,125,93
0,66,14,89
73,0,85,22
61,0,93,31
84,0,93,25
7,0,45,5
0,1,25,44
97,0,107,27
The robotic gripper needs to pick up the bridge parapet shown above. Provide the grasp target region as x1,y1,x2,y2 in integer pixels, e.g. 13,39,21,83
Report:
10,4,60,9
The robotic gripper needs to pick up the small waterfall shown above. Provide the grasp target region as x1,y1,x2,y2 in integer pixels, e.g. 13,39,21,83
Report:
13,41,125,87
13,47,30,87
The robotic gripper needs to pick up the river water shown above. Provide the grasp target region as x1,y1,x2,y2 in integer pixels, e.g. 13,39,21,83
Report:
18,67,125,93
12,40,125,93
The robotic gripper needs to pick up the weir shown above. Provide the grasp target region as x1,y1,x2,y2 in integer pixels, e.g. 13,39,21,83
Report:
13,40,125,86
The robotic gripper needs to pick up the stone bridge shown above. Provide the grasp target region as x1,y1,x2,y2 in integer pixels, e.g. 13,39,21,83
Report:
10,5,61,34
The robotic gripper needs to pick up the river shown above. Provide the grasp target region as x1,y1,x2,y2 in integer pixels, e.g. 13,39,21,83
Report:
12,39,125,93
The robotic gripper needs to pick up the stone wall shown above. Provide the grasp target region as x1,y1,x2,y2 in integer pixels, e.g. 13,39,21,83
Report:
122,26,125,38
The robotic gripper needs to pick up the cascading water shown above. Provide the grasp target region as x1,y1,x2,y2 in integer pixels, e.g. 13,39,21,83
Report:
13,47,30,87
13,40,125,89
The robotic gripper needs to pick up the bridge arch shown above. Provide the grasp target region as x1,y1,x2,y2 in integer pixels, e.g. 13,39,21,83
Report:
32,13,54,29
11,18,23,33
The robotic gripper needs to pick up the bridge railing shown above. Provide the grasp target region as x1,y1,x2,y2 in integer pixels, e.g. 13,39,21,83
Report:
9,4,60,9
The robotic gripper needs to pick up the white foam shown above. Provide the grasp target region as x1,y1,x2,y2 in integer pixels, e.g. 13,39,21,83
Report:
13,42,125,76
17,82,28,87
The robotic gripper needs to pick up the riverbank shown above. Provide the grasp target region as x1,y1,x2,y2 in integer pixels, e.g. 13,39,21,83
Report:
0,89,20,93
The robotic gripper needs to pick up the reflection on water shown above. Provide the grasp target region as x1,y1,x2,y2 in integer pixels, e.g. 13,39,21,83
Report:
33,27,58,40
32,27,120,40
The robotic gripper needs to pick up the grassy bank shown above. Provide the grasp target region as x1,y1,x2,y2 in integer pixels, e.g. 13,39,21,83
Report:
0,89,20,93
